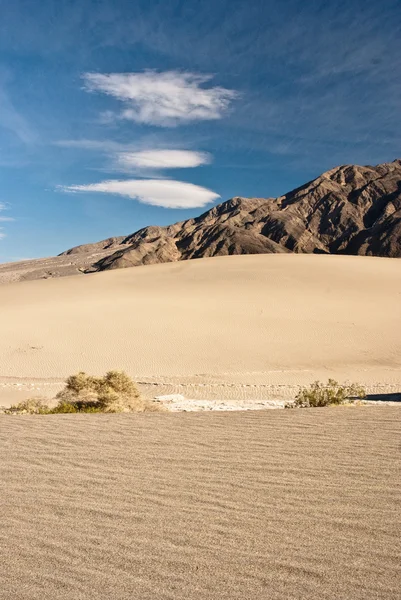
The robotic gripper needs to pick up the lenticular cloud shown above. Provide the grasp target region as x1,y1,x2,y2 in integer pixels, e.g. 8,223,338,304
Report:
116,150,210,171
83,70,237,127
61,179,220,209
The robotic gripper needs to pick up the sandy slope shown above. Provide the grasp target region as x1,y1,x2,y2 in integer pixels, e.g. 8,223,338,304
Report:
1,407,400,599
0,254,400,407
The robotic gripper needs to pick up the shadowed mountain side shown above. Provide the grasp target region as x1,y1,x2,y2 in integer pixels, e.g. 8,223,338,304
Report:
93,203,290,272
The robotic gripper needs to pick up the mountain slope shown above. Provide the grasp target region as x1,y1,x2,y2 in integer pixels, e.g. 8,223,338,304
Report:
90,159,401,272
0,160,400,284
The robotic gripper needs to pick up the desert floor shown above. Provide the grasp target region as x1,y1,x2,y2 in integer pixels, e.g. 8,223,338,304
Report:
0,254,400,409
1,407,400,599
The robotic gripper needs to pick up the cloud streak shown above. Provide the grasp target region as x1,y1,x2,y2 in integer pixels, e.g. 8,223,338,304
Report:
0,88,36,145
60,179,219,209
56,140,212,176
82,70,237,127
0,203,14,239
115,149,210,172
0,202,14,222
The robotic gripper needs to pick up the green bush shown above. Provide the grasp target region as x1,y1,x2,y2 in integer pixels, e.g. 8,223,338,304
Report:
285,379,366,409
50,400,79,413
50,402,103,414
6,371,163,415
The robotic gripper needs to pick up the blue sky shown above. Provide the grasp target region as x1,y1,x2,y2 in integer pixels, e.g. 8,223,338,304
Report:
0,0,400,260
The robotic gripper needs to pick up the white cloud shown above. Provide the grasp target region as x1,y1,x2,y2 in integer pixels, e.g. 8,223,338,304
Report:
60,179,219,209
116,150,210,171
82,70,237,127
55,140,212,176
0,202,14,223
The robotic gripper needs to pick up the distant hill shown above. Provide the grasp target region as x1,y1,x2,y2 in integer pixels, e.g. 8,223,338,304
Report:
1,159,400,283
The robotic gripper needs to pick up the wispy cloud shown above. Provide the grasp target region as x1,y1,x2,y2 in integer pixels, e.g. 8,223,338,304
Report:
59,179,219,209
0,203,12,239
55,139,130,152
115,149,210,172
0,88,36,145
56,139,212,176
0,202,14,225
82,70,237,127
55,137,191,153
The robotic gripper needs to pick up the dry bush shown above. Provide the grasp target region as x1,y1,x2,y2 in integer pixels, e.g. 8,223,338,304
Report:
5,397,51,415
285,379,366,409
56,385,100,411
55,370,162,413
5,371,162,415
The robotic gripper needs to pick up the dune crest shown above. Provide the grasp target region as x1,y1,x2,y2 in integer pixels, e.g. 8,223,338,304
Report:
0,254,400,407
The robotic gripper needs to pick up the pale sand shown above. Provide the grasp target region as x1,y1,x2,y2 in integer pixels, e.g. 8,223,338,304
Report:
0,254,400,408
1,408,400,599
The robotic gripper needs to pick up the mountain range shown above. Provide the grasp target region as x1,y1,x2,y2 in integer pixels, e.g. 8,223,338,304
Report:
1,159,400,283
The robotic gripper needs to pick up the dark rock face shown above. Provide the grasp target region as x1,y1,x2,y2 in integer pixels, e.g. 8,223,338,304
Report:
90,159,401,272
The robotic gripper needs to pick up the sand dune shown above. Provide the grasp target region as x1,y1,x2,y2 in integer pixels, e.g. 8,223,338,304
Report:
1,407,400,599
1,255,400,598
0,254,400,407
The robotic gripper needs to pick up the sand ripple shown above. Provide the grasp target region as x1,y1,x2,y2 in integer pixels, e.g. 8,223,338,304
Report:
1,407,400,599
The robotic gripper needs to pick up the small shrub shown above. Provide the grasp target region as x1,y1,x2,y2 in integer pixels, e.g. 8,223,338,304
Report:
54,370,161,413
64,371,97,394
285,379,366,409
50,402,103,414
50,401,79,413
5,397,51,415
5,371,163,415
55,386,100,411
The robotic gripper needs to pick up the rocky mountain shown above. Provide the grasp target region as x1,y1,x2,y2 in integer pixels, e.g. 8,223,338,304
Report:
88,158,401,272
0,160,400,284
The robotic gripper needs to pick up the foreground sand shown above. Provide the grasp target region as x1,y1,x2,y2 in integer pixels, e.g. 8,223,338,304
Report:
1,407,400,599
0,254,400,408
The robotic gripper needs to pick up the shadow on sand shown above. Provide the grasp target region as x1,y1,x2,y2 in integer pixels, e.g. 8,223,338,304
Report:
365,393,401,403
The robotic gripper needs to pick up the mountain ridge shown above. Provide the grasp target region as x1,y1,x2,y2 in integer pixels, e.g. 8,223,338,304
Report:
0,159,400,284
82,158,401,272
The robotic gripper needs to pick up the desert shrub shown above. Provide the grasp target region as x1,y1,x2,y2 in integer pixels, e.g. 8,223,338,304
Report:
5,371,162,415
5,397,51,415
63,372,100,394
55,385,100,411
285,379,366,409
50,401,103,414
50,400,79,413
55,370,161,413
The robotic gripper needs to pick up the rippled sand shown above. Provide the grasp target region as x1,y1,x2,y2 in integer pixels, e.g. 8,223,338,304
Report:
1,407,400,599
